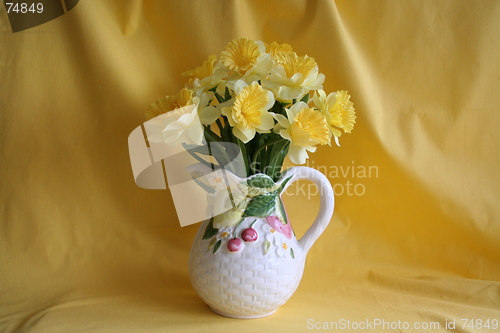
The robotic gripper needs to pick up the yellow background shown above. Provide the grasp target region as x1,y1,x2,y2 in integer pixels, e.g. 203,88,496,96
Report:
1,0,499,332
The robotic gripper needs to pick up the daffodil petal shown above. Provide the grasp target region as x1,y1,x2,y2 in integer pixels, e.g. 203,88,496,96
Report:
199,106,221,125
233,126,255,143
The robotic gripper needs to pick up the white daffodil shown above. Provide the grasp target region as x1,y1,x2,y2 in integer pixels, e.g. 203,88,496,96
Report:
312,90,356,146
221,81,275,143
198,99,233,125
263,52,325,101
240,51,273,84
145,104,203,146
273,101,330,164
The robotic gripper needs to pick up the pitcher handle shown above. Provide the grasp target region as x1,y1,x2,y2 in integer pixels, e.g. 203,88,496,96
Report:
278,166,334,254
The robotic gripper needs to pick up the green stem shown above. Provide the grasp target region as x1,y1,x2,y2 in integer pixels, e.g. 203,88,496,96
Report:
216,118,224,134
233,218,245,238
204,126,223,142
182,143,215,169
268,141,290,181
236,138,250,176
251,138,288,173
214,92,225,103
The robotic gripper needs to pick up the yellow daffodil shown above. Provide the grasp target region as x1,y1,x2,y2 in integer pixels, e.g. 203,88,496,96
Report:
264,52,325,101
143,39,357,184
146,87,219,129
183,54,218,80
222,81,275,143
273,101,330,164
220,38,262,75
220,38,273,85
146,88,195,120
313,90,356,145
265,41,293,59
183,54,228,94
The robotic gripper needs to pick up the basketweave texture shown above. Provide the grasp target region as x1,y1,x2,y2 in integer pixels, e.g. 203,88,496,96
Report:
189,218,305,318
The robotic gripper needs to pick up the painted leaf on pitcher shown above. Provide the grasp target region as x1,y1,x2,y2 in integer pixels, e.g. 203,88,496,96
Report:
243,194,276,217
203,217,219,240
264,240,271,254
246,175,275,189
213,239,222,253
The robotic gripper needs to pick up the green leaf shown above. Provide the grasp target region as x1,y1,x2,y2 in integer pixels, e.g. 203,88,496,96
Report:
207,237,217,252
290,248,295,259
224,87,231,101
182,143,216,169
202,218,219,240
243,194,276,217
213,239,222,253
278,176,293,193
273,142,291,181
203,126,223,142
235,138,250,176
246,175,275,189
264,240,271,254
214,92,224,103
300,93,310,103
276,197,288,224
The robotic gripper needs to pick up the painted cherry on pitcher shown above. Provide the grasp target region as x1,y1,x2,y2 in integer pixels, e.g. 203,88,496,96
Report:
241,227,258,242
241,220,258,243
227,238,243,252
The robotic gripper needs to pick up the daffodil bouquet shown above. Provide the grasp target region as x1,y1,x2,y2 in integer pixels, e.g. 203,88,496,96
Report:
145,38,355,181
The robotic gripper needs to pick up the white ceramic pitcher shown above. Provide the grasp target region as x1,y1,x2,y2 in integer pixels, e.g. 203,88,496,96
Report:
188,166,334,318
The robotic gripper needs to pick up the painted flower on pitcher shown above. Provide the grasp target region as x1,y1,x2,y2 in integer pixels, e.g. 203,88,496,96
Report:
217,227,232,241
273,234,289,258
273,101,330,164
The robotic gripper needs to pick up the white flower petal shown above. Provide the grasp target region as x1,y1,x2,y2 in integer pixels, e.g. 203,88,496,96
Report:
278,86,303,101
334,135,341,146
272,113,290,129
233,126,255,143
233,79,248,94
288,145,308,165
258,112,275,131
199,106,221,125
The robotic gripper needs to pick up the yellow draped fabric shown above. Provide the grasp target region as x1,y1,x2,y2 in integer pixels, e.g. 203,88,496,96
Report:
1,1,499,332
